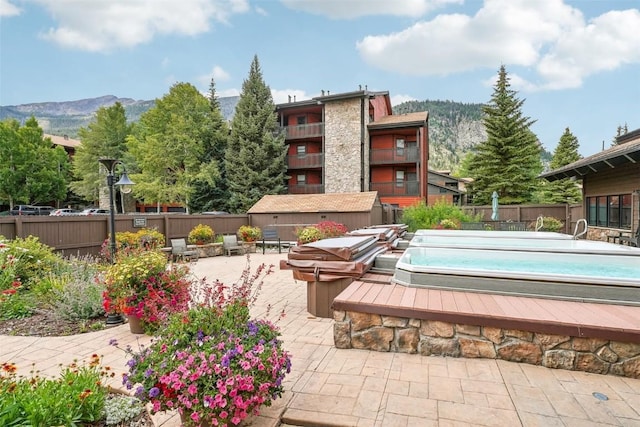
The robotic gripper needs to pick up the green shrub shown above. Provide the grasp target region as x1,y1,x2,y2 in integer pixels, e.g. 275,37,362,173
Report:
53,278,105,321
296,226,323,244
400,200,481,232
0,235,63,288
539,216,564,232
0,355,109,426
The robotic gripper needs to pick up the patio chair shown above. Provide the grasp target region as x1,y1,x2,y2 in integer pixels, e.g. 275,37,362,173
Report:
619,225,640,247
223,235,246,256
170,238,199,262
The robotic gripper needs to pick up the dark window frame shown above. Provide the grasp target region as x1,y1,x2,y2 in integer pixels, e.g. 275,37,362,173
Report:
586,194,632,229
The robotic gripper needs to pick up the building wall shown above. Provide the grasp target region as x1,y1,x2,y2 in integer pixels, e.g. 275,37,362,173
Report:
324,98,367,193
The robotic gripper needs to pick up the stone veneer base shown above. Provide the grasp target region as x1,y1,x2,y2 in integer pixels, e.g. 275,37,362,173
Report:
333,310,640,379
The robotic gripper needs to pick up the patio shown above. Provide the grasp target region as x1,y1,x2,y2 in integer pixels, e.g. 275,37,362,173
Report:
2,252,640,426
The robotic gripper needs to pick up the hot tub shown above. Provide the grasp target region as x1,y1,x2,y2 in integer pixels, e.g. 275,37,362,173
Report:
393,247,640,306
409,234,640,255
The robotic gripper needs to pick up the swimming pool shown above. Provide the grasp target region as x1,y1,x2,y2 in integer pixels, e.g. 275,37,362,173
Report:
409,234,640,255
393,247,640,306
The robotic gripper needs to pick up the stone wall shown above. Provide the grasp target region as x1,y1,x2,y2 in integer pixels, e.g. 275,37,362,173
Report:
323,99,368,193
333,310,640,379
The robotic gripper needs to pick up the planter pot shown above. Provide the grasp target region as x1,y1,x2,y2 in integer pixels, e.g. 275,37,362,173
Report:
127,315,144,334
194,242,224,258
242,241,257,253
180,409,254,426
105,313,125,326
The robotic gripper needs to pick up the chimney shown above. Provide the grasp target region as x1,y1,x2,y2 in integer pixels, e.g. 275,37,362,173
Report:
321,90,325,96
327,90,330,95
288,95,291,103
294,95,296,102
359,84,362,90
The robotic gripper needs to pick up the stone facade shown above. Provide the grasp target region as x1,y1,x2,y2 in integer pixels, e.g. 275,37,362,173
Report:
323,98,369,193
333,310,640,379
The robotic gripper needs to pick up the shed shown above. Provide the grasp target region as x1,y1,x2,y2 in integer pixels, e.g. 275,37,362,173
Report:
247,192,383,241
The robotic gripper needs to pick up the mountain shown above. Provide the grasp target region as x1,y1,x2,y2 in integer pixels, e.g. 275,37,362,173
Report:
394,100,487,171
3,95,547,171
0,95,240,138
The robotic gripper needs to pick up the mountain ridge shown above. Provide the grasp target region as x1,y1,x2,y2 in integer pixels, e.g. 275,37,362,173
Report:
0,95,490,171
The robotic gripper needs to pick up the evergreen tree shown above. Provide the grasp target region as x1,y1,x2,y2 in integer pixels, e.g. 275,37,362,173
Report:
225,55,287,213
71,103,131,204
468,65,542,205
190,78,230,213
128,83,215,213
542,128,582,204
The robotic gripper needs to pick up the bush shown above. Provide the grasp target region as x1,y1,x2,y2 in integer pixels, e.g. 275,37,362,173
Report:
296,226,322,244
100,228,166,261
296,221,348,244
238,225,261,242
538,216,564,232
0,235,63,288
0,355,110,426
401,200,481,232
188,224,214,244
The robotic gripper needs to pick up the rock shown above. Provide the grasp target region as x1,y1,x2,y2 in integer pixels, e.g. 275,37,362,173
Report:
382,316,408,328
482,327,503,344
333,310,346,322
575,353,610,375
420,337,460,357
610,342,640,359
497,340,542,364
572,337,609,353
456,324,481,336
596,346,618,364
535,333,570,350
543,350,576,370
459,337,496,358
351,327,393,352
420,320,454,337
333,322,351,349
349,311,382,332
503,329,533,341
396,328,420,353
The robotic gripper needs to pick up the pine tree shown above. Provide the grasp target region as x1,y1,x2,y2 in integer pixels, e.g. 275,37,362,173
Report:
543,128,582,204
468,65,542,205
225,55,287,213
190,78,230,213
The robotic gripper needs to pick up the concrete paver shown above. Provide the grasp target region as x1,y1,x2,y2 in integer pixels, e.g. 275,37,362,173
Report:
2,252,640,426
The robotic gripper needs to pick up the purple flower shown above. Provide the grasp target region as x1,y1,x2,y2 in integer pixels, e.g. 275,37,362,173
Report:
144,368,154,378
135,386,145,397
109,338,118,346
149,387,160,398
126,359,137,368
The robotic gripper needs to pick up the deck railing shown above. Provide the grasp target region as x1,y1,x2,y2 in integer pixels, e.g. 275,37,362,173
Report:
370,147,418,164
369,181,420,196
287,153,324,169
280,123,324,140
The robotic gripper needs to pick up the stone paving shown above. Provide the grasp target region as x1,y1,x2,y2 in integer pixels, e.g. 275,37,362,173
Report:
2,252,640,426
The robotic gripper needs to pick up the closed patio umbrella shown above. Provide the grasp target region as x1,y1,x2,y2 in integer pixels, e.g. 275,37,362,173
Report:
491,191,499,221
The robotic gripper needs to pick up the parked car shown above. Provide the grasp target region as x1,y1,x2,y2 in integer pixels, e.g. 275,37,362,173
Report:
10,205,55,215
50,208,80,216
80,208,110,216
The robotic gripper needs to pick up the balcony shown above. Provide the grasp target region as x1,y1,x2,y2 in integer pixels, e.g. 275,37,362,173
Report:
287,153,324,169
370,181,420,196
281,123,324,140
370,147,418,164
288,184,325,194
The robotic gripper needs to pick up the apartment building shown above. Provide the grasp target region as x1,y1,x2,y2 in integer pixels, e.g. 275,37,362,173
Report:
275,89,429,208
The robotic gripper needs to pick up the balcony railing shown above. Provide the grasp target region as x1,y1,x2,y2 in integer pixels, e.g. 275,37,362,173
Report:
287,153,324,169
370,147,419,164
281,123,324,140
288,184,325,194
370,181,420,196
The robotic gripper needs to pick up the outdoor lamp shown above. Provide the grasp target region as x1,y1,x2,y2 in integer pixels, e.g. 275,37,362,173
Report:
99,158,135,264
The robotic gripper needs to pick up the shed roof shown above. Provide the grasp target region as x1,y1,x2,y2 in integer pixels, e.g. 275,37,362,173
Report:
45,134,81,148
540,128,640,181
248,192,379,214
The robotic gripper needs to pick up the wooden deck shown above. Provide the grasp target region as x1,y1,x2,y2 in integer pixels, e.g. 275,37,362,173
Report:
332,273,640,344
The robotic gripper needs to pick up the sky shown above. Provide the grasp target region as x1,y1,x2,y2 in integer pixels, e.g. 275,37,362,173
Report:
1,0,639,158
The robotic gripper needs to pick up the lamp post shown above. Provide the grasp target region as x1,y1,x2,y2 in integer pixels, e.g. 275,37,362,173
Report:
99,158,135,263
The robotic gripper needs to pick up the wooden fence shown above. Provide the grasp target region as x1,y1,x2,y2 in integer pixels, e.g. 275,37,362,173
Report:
0,214,248,257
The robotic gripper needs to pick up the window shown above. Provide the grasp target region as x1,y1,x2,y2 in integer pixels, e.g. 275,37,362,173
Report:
396,138,405,155
297,145,306,155
587,194,632,229
395,170,404,188
297,174,306,184
297,116,307,125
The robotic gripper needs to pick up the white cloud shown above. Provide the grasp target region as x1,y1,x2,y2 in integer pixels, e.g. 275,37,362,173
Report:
391,94,418,106
31,0,250,52
0,0,21,16
218,88,240,97
280,0,461,19
196,65,231,88
161,57,170,68
356,0,640,91
271,89,311,104
255,6,268,16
